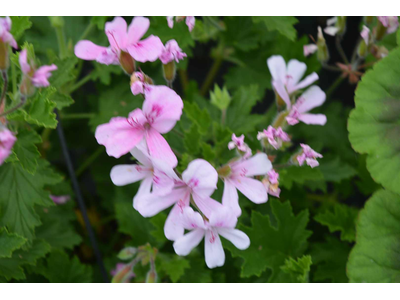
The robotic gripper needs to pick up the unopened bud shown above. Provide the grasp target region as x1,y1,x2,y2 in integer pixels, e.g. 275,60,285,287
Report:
365,16,374,25
0,41,9,70
117,247,137,260
49,16,65,28
146,270,157,283
175,16,186,23
375,20,387,41
357,40,368,58
111,262,135,283
316,27,329,63
119,51,135,75
19,75,35,97
162,61,176,85
371,45,389,59
336,16,347,36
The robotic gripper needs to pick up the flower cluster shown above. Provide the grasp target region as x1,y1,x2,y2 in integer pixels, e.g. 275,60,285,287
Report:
74,17,325,270
0,17,57,166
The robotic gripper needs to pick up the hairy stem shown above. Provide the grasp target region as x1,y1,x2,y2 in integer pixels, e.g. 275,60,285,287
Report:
60,112,95,120
55,25,68,59
335,35,349,65
69,72,93,93
0,95,26,117
200,55,223,96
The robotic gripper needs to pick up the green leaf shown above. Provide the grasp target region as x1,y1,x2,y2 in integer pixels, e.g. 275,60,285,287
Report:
311,236,351,283
89,83,143,132
12,128,42,174
149,213,167,246
0,160,62,242
347,189,400,283
348,47,400,194
0,239,51,280
37,251,93,283
49,57,78,88
319,158,358,183
225,85,264,133
183,101,212,135
159,255,190,283
0,227,27,258
280,255,312,283
50,92,74,109
91,16,109,30
252,17,298,41
226,199,311,279
183,123,201,155
35,202,82,250
210,85,231,111
315,204,359,242
279,166,324,189
10,17,32,40
92,64,122,85
201,142,216,162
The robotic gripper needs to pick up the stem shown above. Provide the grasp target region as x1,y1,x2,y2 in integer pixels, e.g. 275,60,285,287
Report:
200,55,223,96
350,37,362,64
75,147,104,177
69,72,93,93
178,68,189,92
172,128,184,138
11,61,17,96
60,112,94,120
335,35,349,64
326,76,345,99
221,109,226,126
0,71,7,108
321,63,341,72
79,22,95,41
0,95,26,117
55,26,68,59
55,110,109,283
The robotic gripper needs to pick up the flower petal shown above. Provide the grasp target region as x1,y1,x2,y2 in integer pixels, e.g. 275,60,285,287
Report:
133,176,153,210
182,159,218,198
292,72,319,92
95,116,144,158
110,164,150,186
296,85,326,114
127,35,163,62
173,228,205,256
18,49,30,74
324,26,339,36
208,206,238,228
74,40,108,61
232,153,272,177
298,113,327,125
180,207,206,230
130,140,152,167
217,228,250,250
136,187,187,217
286,59,307,90
127,16,150,44
164,203,185,240
222,179,241,217
272,80,291,109
205,230,225,268
142,85,183,134
267,55,286,82
192,194,224,219
233,177,268,204
145,128,178,168
105,16,128,50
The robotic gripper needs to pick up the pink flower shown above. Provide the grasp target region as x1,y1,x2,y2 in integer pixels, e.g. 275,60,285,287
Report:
110,141,179,209
228,134,252,158
377,16,399,34
159,40,187,64
95,85,183,167
257,126,290,150
262,170,281,198
360,25,370,46
222,153,272,216
0,17,17,49
324,17,340,36
111,262,135,283
166,16,195,32
19,49,57,87
267,55,319,109
50,195,71,205
303,44,318,57
74,17,163,65
173,207,250,269
130,72,152,95
297,144,323,168
136,159,223,241
0,127,16,165
286,86,327,126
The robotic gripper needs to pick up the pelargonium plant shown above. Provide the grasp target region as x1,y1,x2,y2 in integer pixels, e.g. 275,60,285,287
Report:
0,16,399,284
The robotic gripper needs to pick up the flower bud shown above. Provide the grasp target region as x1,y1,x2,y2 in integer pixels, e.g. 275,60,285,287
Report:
119,50,135,75
316,27,329,63
0,41,9,70
117,247,137,260
357,40,368,58
19,74,36,97
365,16,374,25
336,16,347,36
162,61,176,85
146,269,157,283
111,262,135,283
375,19,387,41
49,16,65,28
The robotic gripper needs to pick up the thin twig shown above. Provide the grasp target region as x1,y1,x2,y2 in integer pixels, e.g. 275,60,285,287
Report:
55,110,109,283
335,35,349,64
0,95,26,117
322,63,341,72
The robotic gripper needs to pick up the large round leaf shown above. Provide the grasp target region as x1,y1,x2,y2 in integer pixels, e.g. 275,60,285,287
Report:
347,189,400,282
348,47,400,194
